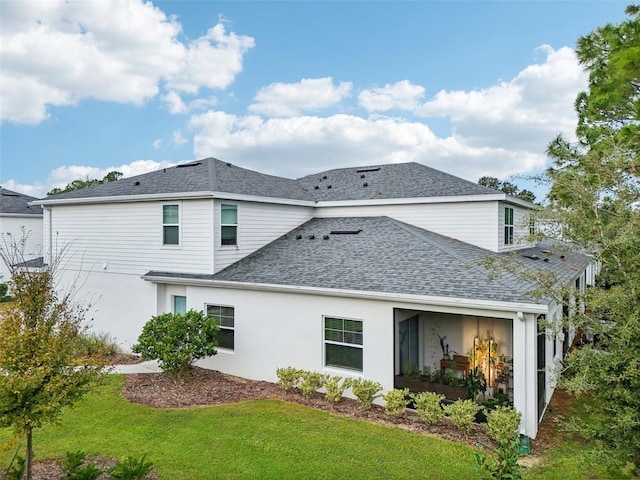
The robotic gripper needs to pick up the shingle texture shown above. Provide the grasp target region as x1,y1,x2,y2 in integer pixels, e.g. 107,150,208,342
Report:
0,188,42,215
145,217,591,306
44,158,500,202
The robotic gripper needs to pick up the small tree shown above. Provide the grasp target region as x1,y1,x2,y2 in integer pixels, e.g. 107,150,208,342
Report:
0,235,106,480
132,310,218,382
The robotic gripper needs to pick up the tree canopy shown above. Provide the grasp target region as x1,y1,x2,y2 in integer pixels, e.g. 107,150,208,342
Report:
543,5,640,475
47,171,123,196
477,176,536,203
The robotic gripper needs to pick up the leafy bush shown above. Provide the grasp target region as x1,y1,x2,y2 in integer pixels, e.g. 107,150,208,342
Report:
110,454,154,480
132,310,218,382
58,450,102,480
323,376,352,403
402,362,421,379
475,439,522,479
76,331,123,360
299,371,329,396
276,367,304,391
412,391,445,425
382,388,410,417
443,399,480,433
486,406,522,443
6,455,25,480
0,283,10,302
350,378,383,409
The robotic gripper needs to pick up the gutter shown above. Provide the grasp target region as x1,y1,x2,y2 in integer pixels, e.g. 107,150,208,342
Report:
141,274,549,315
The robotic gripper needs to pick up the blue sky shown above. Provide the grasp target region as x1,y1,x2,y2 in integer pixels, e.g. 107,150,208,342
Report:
0,1,628,199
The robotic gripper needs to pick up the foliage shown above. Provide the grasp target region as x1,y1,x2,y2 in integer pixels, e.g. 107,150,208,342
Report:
443,399,480,433
539,5,640,474
59,451,103,480
323,375,352,403
402,362,421,379
0,235,107,480
478,176,536,203
349,378,383,409
412,391,445,425
275,367,303,391
465,367,488,400
381,388,410,417
6,456,25,480
486,406,522,443
76,331,123,361
0,283,12,302
132,310,218,382
110,454,154,480
475,439,523,480
47,171,123,196
298,371,328,396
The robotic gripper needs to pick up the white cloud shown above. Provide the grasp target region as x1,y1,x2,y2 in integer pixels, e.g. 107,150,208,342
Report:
416,46,586,150
249,77,352,117
172,131,188,146
152,139,162,149
188,110,541,181
0,0,254,124
162,91,187,114
358,80,425,112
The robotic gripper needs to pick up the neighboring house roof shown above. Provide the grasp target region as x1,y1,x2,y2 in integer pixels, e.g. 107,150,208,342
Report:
38,158,508,204
144,216,590,307
0,188,42,215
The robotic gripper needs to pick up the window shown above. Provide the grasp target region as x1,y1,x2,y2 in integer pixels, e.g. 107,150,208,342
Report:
221,204,237,246
504,207,514,245
207,304,234,350
163,204,179,245
173,295,186,314
324,317,363,371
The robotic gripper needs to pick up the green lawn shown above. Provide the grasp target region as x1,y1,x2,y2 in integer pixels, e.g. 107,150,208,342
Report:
0,375,625,479
0,375,480,479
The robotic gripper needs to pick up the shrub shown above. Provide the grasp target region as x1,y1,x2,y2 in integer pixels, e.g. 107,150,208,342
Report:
323,376,352,403
276,367,304,391
475,439,522,479
382,388,410,417
132,310,218,382
443,399,481,433
76,331,123,360
0,282,9,302
350,378,383,409
402,362,421,379
6,456,25,480
486,406,522,443
110,454,154,480
58,450,103,480
299,371,329,396
412,391,445,425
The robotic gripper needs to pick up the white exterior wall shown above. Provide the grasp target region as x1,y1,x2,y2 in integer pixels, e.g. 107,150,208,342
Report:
214,200,313,271
500,202,533,253
45,200,215,275
0,215,44,283
316,201,501,251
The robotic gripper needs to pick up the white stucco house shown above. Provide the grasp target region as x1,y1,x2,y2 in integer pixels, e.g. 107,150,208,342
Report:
33,158,595,440
0,188,44,284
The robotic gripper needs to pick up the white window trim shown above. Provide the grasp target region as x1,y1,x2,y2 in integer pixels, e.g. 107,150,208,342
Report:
323,315,363,372
162,202,182,248
206,303,235,352
504,206,514,246
220,203,238,247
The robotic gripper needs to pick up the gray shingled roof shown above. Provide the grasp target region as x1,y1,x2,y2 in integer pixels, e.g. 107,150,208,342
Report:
0,188,42,215
145,217,591,306
298,162,500,201
43,158,502,203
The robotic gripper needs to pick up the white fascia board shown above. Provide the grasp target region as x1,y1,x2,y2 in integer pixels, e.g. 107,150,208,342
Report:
315,194,507,208
211,191,315,207
141,275,548,315
503,196,535,208
34,191,315,208
33,191,216,206
0,212,43,218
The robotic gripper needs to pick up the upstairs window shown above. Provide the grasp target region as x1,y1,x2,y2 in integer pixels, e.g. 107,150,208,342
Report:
173,295,186,314
221,204,237,246
207,304,235,350
163,204,179,245
324,316,363,371
504,207,514,245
